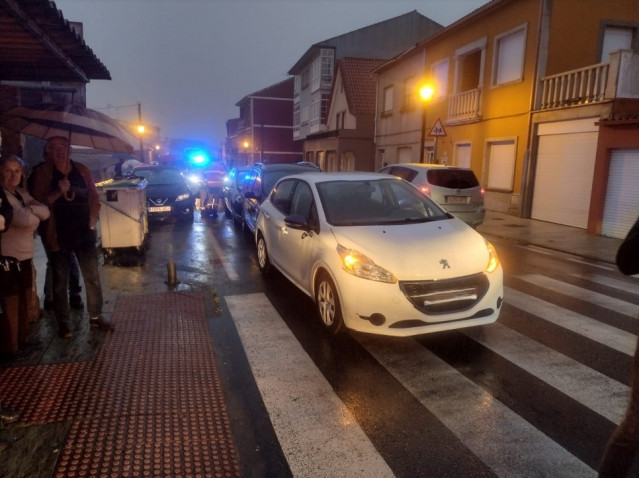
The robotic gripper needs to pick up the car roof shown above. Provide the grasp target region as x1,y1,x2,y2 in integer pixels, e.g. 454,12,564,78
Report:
277,171,391,184
254,163,315,172
381,163,472,171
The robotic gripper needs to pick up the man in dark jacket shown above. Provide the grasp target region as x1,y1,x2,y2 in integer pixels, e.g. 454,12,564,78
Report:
28,136,114,338
599,215,639,477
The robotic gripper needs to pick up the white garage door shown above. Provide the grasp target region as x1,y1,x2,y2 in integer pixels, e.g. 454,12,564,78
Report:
602,149,639,239
531,119,598,228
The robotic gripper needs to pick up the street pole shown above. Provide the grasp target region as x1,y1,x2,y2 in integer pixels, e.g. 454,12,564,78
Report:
419,104,426,163
138,102,144,163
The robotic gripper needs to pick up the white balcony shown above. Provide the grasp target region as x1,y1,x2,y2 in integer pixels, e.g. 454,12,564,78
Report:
447,87,482,124
538,49,639,111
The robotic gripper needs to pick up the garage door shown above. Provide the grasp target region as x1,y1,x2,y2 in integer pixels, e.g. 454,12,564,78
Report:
601,149,639,238
531,119,598,228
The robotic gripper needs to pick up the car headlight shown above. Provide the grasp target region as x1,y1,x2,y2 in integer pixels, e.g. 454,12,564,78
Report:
337,244,397,283
176,193,191,202
485,240,500,273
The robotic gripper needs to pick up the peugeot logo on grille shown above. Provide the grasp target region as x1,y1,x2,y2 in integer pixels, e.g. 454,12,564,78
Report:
440,259,450,269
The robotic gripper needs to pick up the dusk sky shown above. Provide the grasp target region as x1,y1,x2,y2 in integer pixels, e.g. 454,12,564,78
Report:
55,0,490,149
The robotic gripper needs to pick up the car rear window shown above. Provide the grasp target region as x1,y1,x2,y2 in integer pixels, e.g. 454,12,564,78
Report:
426,169,479,189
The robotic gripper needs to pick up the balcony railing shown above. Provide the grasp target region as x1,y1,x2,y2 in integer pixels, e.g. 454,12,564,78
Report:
539,63,609,109
537,50,639,111
447,88,482,124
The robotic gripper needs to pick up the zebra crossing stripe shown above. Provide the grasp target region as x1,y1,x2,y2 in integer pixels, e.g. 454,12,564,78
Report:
516,274,639,318
462,323,628,424
505,287,636,356
225,293,395,478
358,334,596,478
570,273,639,296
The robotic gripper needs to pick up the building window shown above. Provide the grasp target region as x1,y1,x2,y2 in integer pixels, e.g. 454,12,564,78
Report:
382,86,394,115
454,37,486,93
402,76,416,111
486,139,516,191
301,69,310,90
493,25,526,85
336,111,346,130
601,25,635,61
431,59,449,99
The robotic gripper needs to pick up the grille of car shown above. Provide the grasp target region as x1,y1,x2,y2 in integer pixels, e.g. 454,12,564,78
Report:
399,273,489,314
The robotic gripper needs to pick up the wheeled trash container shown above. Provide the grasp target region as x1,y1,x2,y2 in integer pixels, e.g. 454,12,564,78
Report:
97,177,148,263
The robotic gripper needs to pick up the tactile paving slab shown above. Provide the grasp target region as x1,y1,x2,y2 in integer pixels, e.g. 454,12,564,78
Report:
0,291,240,477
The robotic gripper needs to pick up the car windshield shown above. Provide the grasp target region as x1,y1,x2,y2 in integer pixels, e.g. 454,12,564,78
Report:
134,168,184,185
317,178,449,226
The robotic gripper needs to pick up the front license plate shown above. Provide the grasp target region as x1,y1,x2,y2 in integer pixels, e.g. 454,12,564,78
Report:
447,196,469,204
149,206,171,212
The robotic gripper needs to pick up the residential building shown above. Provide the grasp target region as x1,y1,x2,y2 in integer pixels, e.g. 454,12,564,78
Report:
288,10,443,157
375,0,639,238
0,0,111,169
304,57,386,172
225,78,301,167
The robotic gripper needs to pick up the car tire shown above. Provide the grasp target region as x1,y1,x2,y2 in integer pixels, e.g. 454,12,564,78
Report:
256,233,271,274
315,271,344,335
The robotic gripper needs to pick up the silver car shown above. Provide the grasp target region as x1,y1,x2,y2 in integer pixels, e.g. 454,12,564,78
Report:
378,163,485,227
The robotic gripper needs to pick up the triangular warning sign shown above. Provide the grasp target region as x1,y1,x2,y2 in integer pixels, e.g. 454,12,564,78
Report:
428,119,447,137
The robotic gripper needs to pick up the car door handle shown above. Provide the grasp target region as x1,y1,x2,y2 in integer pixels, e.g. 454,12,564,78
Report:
280,226,288,235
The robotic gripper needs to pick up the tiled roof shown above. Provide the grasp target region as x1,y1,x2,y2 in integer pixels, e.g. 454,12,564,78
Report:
338,57,386,115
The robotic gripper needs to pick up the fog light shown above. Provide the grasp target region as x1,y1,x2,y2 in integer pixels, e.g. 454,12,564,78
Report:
369,313,386,326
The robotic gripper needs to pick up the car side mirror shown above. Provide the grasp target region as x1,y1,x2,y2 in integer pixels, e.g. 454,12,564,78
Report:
244,191,257,200
284,214,312,232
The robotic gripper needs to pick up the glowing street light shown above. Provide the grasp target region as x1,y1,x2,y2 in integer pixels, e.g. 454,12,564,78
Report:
418,82,435,163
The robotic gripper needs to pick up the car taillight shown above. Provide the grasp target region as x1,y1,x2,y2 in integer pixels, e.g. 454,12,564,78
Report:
418,185,431,196
480,187,485,195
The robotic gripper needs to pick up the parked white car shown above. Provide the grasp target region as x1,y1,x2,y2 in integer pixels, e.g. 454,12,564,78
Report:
255,172,503,337
378,163,485,227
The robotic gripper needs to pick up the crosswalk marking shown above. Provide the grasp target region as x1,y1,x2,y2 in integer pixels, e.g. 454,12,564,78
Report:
224,267,637,477
225,294,395,478
570,273,639,296
505,287,636,356
358,335,595,478
462,323,629,424
517,273,639,318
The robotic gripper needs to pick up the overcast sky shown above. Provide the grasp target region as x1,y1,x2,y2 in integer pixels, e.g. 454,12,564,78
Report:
55,0,489,149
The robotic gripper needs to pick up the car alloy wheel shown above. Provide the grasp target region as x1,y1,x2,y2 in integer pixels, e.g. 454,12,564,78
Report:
256,233,271,273
315,272,344,334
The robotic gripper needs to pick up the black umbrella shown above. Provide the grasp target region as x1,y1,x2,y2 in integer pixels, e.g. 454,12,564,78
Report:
0,103,135,153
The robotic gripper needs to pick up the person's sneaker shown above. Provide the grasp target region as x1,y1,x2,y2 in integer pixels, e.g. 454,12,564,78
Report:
58,322,73,339
69,296,84,310
90,316,114,331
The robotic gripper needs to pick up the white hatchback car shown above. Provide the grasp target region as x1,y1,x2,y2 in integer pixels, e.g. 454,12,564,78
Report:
255,172,503,337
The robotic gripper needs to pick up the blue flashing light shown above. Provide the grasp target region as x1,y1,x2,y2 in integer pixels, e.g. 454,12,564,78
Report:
184,148,211,168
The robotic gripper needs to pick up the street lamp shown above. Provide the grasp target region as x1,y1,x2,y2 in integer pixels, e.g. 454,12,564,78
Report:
418,83,434,163
137,123,145,162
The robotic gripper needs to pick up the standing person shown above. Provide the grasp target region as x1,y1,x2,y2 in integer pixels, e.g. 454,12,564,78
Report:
28,136,114,338
599,215,639,477
29,155,84,312
0,155,49,358
0,184,21,452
